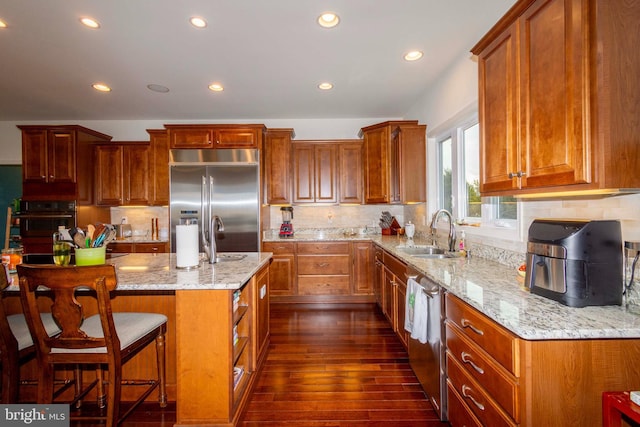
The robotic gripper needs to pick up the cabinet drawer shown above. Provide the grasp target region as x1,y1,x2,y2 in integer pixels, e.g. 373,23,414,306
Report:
297,255,350,275
135,242,169,253
447,382,482,427
445,293,519,375
262,242,295,254
297,242,349,255
382,252,406,280
108,242,133,253
446,323,519,421
447,353,516,427
298,275,350,295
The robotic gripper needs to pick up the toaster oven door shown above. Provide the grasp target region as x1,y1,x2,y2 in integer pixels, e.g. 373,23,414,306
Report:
525,252,567,293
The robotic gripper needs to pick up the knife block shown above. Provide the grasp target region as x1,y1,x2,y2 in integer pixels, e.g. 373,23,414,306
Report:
382,218,401,235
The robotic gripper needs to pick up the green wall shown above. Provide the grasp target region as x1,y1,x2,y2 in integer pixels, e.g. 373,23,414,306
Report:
0,165,22,249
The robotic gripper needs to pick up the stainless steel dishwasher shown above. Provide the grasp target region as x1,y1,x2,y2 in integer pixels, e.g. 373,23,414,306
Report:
408,275,447,421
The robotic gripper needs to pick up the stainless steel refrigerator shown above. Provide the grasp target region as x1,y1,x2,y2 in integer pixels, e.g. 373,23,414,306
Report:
169,149,260,253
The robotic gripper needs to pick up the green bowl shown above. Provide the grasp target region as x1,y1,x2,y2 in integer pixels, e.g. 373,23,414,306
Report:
75,246,106,266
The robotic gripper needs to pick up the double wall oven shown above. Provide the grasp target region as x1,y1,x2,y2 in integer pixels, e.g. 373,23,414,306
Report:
19,200,76,253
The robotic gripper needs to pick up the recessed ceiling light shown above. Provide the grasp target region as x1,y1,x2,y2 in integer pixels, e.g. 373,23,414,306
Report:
0,19,7,28
318,82,333,90
208,83,224,92
190,16,207,28
147,84,170,93
92,83,111,92
80,17,100,29
404,50,423,61
318,12,339,28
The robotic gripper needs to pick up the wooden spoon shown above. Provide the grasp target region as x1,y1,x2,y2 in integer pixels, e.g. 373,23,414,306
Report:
87,224,96,240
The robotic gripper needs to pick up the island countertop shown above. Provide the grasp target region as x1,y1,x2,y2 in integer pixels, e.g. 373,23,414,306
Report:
8,252,273,292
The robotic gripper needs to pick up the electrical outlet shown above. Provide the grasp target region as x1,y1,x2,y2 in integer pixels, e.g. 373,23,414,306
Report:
121,216,128,224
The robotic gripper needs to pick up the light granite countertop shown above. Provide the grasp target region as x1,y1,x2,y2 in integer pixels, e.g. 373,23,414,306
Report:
264,231,640,341
8,252,272,292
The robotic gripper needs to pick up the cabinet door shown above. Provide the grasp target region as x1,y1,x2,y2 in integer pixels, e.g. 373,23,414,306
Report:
352,242,373,294
169,127,213,148
363,127,390,203
95,145,124,206
395,277,408,349
397,125,426,203
123,144,151,205
519,0,589,189
339,143,363,204
292,144,315,203
48,130,76,183
374,249,384,306
215,128,259,148
148,130,169,206
264,129,292,204
254,265,270,360
382,266,395,326
22,129,49,183
314,144,338,204
262,243,296,296
478,23,519,193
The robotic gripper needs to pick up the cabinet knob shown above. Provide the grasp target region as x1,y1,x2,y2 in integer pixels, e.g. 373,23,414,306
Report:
508,171,527,179
216,140,220,144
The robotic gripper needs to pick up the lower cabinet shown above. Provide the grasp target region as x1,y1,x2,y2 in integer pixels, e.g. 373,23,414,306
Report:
445,292,640,426
262,240,374,302
108,241,169,253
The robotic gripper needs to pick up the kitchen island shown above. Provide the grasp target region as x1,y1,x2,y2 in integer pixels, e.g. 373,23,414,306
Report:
6,252,272,427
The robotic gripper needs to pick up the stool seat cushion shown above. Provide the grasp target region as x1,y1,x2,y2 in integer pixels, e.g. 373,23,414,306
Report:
8,313,61,351
51,312,168,354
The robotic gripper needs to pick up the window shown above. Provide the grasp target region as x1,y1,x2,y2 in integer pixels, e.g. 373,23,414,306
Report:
433,115,517,225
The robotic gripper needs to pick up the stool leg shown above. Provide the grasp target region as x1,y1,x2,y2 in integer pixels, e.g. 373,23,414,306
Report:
73,365,83,409
156,331,167,407
38,363,55,404
107,362,121,427
95,367,106,409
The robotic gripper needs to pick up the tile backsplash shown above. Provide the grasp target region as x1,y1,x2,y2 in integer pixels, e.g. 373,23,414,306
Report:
110,206,168,238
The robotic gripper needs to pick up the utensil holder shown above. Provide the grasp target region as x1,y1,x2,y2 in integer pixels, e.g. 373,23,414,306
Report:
75,246,106,266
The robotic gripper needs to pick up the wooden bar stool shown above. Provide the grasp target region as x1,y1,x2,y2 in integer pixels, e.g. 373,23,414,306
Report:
0,263,63,403
17,264,167,426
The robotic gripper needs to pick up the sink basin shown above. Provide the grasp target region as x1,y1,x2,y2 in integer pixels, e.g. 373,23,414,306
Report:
215,253,247,262
399,246,445,255
412,253,450,259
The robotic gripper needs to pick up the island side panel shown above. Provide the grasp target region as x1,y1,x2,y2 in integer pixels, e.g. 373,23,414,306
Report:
175,289,233,425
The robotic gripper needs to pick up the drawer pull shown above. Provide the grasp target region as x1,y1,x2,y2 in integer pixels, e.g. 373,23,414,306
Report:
461,384,485,411
461,318,484,336
461,352,484,374
317,262,330,268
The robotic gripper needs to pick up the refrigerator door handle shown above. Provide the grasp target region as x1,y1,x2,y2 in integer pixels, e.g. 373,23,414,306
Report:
201,175,210,256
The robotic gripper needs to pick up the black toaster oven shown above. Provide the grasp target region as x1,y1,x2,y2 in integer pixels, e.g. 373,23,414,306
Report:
524,219,623,307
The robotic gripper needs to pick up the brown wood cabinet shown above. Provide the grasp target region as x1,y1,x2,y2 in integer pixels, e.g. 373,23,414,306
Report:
292,142,338,204
18,125,112,204
297,241,350,295
382,251,408,348
339,142,364,204
351,241,373,295
360,121,426,204
147,129,169,206
108,241,169,254
165,124,264,149
253,264,270,365
445,292,640,426
264,129,294,205
261,242,296,296
95,142,151,206
473,0,640,196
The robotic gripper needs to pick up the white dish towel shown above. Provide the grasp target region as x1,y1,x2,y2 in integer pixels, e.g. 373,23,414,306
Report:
405,277,429,344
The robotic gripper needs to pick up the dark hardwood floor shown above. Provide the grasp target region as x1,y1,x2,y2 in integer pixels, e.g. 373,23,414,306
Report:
71,303,447,426
240,303,447,426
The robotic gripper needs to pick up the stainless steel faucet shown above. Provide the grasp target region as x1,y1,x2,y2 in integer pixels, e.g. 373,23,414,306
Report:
204,215,225,263
430,209,456,252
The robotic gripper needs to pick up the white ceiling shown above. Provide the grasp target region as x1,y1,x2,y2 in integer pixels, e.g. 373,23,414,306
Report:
0,1,515,121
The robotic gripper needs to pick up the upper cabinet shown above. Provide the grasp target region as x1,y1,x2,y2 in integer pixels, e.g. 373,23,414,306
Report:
292,142,338,204
18,125,112,204
473,0,640,196
165,124,265,149
147,129,169,206
264,129,294,205
95,142,151,206
338,142,364,204
360,121,426,204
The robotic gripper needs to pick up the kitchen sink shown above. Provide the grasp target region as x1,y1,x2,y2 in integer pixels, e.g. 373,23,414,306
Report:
215,253,247,262
399,246,456,259
399,246,445,255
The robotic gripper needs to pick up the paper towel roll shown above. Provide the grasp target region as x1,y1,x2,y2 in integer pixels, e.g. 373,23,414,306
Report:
176,224,200,268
